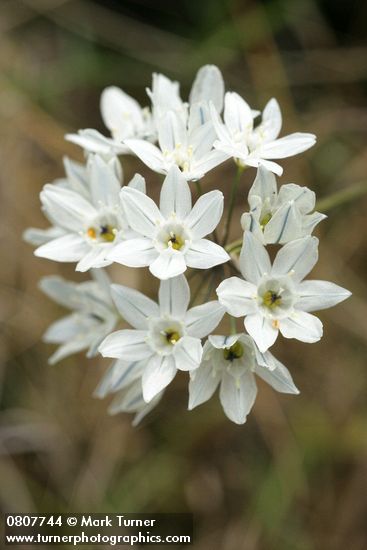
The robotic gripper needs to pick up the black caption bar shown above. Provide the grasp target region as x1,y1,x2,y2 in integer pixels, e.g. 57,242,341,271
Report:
3,514,193,546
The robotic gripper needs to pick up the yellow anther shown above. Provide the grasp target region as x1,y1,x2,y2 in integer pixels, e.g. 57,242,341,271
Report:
223,341,244,362
263,290,282,309
87,227,97,239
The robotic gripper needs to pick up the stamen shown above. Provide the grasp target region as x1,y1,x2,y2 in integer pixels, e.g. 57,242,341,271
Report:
263,290,282,309
87,224,117,242
223,341,244,362
260,212,272,228
164,330,181,345
99,224,116,242
168,232,184,250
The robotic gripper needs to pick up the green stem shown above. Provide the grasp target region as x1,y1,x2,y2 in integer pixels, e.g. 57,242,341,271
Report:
195,180,203,196
229,315,237,335
222,164,244,246
225,237,243,254
316,182,367,213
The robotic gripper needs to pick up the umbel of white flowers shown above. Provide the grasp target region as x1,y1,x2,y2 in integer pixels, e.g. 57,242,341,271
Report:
24,64,351,426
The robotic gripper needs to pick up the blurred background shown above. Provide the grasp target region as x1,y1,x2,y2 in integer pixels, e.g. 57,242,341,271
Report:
1,1,366,549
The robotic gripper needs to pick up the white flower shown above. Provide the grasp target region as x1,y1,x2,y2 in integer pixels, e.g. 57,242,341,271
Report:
189,333,299,424
211,94,316,175
216,232,351,352
66,65,225,162
95,372,164,426
147,64,224,122
98,275,225,403
66,90,155,156
108,166,230,280
40,269,118,364
147,72,185,123
33,155,145,272
23,156,98,246
125,106,229,180
124,64,227,179
241,165,326,244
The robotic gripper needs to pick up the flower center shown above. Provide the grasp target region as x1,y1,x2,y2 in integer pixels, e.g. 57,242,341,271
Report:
163,329,181,345
223,341,244,362
263,289,282,309
87,224,117,243
155,221,190,253
148,317,184,355
167,232,184,250
260,212,272,227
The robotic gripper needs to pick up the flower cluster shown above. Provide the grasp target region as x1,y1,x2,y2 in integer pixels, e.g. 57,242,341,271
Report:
25,65,351,425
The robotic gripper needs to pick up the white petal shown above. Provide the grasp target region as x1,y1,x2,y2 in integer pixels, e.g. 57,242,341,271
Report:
224,92,253,135
261,133,316,159
244,313,278,352
220,370,257,424
76,246,110,272
186,301,225,338
248,165,277,203
191,149,229,179
239,231,271,284
190,120,216,157
173,336,202,371
142,354,176,402
148,72,182,116
88,154,121,207
39,276,79,308
66,129,127,155
124,139,165,174
260,98,282,142
263,201,303,244
190,65,224,113
272,236,318,282
302,212,326,235
23,226,66,246
108,238,157,267
159,165,192,218
216,277,257,316
100,86,143,139
188,363,221,409
185,190,224,239
132,392,163,426
107,379,146,414
210,103,232,144
158,110,187,151
276,183,315,214
99,329,151,360
240,213,264,243
41,185,97,232
279,311,322,343
120,187,163,237
127,173,146,193
43,314,82,343
149,249,187,280
48,339,90,365
255,355,299,394
185,239,229,269
35,234,88,262
295,280,351,312
94,358,146,398
111,284,159,329
258,158,284,176
208,334,239,349
63,156,89,198
159,275,190,318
